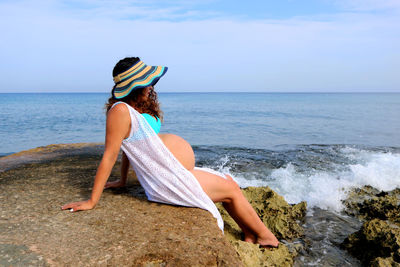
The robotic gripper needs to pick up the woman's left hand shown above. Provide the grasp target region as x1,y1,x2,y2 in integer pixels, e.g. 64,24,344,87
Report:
61,200,95,212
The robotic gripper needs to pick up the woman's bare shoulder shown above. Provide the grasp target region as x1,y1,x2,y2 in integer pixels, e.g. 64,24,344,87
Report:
105,103,131,139
108,102,129,115
107,103,131,124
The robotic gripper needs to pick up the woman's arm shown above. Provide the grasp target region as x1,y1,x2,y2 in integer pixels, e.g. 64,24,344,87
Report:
61,104,131,212
120,152,130,183
104,151,130,188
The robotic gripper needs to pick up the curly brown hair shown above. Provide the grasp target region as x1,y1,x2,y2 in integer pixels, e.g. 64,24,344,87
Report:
105,57,163,121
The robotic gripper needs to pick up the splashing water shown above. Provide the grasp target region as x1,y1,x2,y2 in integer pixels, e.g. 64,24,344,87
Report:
198,145,400,212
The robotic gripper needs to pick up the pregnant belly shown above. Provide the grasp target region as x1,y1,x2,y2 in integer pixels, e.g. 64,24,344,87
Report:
158,133,195,170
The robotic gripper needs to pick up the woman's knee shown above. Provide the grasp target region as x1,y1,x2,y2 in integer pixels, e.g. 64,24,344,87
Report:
225,174,240,189
223,178,242,202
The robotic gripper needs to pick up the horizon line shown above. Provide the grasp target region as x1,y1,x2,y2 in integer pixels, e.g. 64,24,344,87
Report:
1,91,400,94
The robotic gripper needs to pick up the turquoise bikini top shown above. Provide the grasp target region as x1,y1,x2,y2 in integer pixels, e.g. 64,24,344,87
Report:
141,113,161,134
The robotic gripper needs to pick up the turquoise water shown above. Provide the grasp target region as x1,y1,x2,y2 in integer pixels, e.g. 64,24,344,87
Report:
1,93,399,155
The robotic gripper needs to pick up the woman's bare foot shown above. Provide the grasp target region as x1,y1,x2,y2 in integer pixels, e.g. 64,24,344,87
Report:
257,230,279,248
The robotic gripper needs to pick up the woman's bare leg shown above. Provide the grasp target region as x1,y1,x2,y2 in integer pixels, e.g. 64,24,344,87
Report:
190,169,279,247
222,202,257,243
220,175,256,243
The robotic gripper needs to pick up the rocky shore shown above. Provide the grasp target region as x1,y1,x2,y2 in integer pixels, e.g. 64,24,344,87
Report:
218,187,306,266
0,143,307,266
342,186,400,266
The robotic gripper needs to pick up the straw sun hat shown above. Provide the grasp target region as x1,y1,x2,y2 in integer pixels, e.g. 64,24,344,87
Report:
112,60,168,99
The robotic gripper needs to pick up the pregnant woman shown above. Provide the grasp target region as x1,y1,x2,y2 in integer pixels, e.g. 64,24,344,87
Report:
62,57,279,247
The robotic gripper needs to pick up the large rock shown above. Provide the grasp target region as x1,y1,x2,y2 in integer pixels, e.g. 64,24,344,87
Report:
218,186,307,267
342,186,400,266
0,144,242,266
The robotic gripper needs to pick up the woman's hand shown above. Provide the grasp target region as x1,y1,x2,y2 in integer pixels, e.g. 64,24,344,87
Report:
61,200,95,212
104,179,126,189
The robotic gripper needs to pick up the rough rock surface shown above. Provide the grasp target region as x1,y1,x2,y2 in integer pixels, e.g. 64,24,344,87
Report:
243,187,307,240
0,144,242,266
342,186,400,266
370,256,400,267
344,185,400,223
218,186,307,267
0,143,305,266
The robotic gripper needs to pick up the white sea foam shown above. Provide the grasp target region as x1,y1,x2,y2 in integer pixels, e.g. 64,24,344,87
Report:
226,148,400,212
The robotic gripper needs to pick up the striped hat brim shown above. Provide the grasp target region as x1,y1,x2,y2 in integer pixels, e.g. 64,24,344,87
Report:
113,60,168,99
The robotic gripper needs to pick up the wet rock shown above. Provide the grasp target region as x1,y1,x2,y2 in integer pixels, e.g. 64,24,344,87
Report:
343,186,400,222
370,256,400,267
342,219,400,264
360,195,400,223
218,186,307,266
343,185,381,217
342,186,400,265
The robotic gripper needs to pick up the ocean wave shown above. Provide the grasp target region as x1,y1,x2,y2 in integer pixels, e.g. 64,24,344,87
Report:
196,145,400,212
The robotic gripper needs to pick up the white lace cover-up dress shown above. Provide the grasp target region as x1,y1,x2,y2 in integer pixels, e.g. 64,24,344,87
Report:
112,102,224,231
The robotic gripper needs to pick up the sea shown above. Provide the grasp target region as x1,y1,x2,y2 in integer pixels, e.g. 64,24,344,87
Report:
1,92,400,265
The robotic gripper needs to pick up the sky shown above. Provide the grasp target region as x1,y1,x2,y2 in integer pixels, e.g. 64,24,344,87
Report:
0,0,399,93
